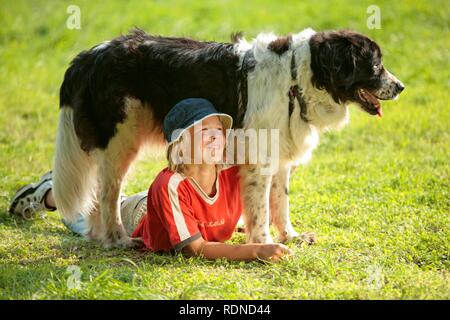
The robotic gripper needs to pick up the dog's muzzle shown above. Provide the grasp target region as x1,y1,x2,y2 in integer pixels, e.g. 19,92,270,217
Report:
375,70,405,100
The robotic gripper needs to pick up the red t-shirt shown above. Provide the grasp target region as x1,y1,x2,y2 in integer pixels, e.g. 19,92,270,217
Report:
131,166,242,252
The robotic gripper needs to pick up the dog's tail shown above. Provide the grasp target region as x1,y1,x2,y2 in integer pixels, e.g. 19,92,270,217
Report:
53,107,97,223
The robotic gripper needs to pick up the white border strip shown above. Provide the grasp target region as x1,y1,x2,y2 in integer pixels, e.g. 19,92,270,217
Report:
167,173,191,241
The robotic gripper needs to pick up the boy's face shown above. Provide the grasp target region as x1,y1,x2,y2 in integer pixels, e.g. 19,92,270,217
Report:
183,116,225,164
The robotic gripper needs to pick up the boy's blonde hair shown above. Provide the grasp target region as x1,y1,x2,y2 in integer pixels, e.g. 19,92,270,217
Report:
166,138,185,173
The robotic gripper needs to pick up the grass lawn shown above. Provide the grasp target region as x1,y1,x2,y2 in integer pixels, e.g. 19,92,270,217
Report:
0,0,448,299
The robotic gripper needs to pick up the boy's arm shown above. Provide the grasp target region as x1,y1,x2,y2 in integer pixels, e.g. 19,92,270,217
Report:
181,237,292,262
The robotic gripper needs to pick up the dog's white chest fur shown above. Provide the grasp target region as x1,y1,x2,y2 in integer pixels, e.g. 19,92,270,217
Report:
234,28,350,166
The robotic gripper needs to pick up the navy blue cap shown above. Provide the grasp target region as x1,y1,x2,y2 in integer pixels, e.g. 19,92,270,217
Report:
163,98,233,145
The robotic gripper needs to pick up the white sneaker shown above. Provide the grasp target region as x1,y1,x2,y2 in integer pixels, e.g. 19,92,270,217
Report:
120,192,148,235
9,171,54,219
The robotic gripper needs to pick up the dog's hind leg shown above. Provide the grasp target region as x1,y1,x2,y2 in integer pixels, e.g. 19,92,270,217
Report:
270,166,316,245
95,152,141,248
53,108,98,223
240,165,273,244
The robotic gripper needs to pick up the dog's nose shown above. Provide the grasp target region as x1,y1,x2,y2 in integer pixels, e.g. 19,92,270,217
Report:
396,82,405,93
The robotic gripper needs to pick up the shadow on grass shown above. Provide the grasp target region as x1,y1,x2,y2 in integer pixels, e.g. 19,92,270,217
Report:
0,209,275,271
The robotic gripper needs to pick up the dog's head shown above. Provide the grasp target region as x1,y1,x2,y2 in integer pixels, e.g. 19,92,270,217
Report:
309,30,404,116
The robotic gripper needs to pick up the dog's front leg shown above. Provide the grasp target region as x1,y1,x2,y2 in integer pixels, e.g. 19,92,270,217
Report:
270,166,299,242
240,165,273,243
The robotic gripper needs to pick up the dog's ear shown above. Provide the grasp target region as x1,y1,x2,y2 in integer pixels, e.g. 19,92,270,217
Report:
310,32,359,103
231,31,244,43
335,38,358,91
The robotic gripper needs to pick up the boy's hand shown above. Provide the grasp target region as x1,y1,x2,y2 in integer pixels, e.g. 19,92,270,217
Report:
255,243,293,262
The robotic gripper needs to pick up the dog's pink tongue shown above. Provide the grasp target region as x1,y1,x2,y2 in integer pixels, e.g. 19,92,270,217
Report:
376,107,383,118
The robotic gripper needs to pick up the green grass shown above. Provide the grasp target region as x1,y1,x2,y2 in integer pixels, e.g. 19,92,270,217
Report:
0,0,449,299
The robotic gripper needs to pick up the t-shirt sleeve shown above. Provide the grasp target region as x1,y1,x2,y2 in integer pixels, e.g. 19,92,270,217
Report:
150,176,202,251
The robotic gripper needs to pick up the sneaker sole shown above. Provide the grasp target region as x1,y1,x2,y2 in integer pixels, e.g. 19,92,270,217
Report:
8,173,52,215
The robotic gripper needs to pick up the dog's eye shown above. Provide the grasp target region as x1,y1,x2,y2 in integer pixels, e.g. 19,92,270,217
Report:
372,64,383,76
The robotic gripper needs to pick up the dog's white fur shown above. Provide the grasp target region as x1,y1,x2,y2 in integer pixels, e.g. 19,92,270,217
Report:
234,29,349,243
53,108,98,222
53,28,351,247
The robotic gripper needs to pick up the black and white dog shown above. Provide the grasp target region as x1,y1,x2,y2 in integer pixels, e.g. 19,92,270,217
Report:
53,28,404,247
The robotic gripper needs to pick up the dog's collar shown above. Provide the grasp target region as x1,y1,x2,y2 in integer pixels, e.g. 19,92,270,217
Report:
239,48,309,126
289,49,309,122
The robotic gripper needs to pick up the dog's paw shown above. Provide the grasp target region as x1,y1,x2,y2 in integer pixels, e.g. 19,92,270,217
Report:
101,229,144,249
102,237,143,249
281,231,317,246
299,232,317,245
279,230,299,243
120,236,145,249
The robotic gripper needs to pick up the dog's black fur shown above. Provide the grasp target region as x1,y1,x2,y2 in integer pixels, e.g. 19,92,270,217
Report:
60,29,241,152
60,29,397,152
